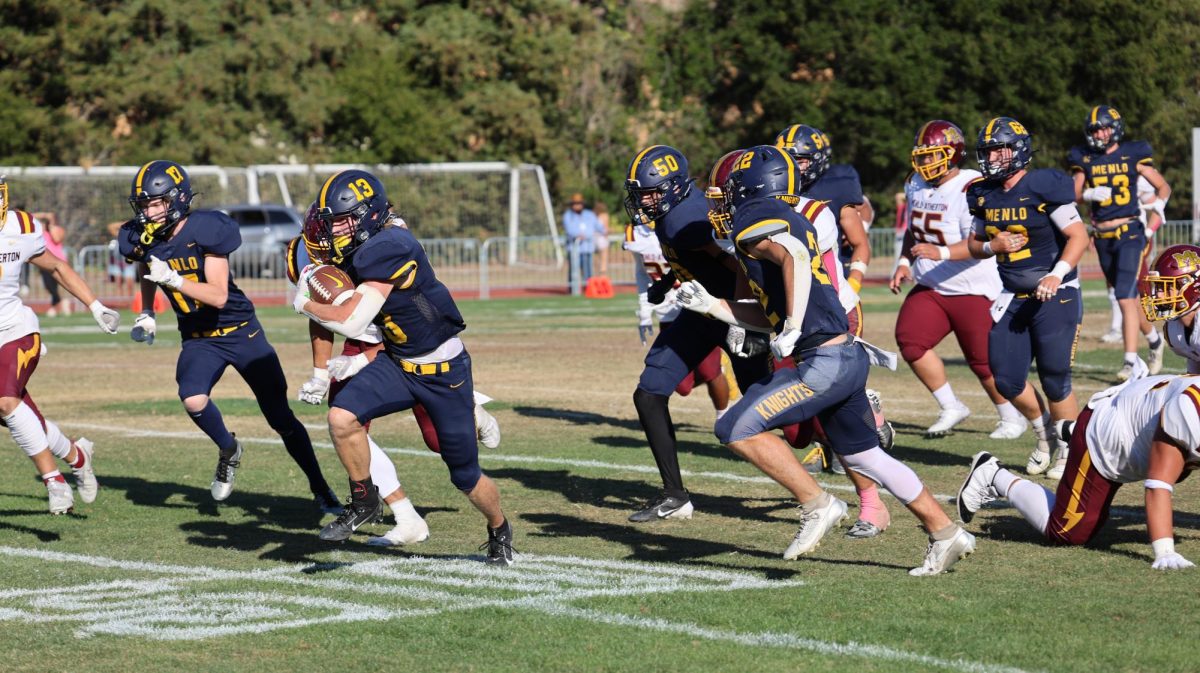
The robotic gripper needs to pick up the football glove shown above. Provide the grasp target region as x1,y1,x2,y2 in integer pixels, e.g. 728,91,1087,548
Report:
646,271,676,305
770,319,802,360
675,280,717,315
1082,186,1113,203
726,325,770,358
1152,551,1195,571
298,368,331,405
638,322,654,345
88,300,120,335
144,255,184,289
327,353,369,381
130,311,156,345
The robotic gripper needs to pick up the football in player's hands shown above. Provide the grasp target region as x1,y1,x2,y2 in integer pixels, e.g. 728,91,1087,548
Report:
306,265,354,305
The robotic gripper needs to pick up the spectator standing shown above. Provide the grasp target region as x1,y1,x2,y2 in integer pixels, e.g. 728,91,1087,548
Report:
563,192,600,289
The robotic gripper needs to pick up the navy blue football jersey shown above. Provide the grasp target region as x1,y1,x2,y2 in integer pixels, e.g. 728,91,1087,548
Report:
350,225,465,358
968,169,1078,293
802,164,865,217
118,210,258,335
1066,140,1154,222
729,198,848,351
652,188,739,299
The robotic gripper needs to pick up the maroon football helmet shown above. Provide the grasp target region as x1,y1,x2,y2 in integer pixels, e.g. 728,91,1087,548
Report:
1143,245,1200,321
705,149,746,238
301,201,331,264
911,120,967,183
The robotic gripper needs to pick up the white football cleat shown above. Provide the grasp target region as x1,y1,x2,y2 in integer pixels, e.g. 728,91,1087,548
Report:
909,527,976,576
989,417,1028,440
211,439,244,502
71,438,98,504
475,404,501,449
367,513,431,547
1148,338,1165,376
1116,362,1135,382
1045,438,1070,481
956,451,1000,524
783,496,848,560
1025,438,1052,476
1099,328,1122,344
46,478,74,515
926,404,971,437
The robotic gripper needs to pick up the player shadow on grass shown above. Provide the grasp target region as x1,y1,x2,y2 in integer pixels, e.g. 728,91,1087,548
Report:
513,405,643,432
589,435,743,463
0,503,63,542
978,513,1191,564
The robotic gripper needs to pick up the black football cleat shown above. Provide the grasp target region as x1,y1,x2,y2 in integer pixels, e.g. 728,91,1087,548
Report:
319,491,382,542
480,519,515,566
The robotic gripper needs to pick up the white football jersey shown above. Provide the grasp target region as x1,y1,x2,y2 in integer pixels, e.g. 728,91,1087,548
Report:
0,210,45,344
1085,375,1200,483
793,197,858,312
624,223,680,321
904,169,1002,300
1164,319,1200,374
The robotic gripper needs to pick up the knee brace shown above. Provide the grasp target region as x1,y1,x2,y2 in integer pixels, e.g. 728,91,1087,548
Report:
840,447,924,505
4,402,48,457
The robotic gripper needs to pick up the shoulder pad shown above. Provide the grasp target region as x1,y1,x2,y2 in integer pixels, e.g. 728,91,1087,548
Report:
285,236,306,284
11,210,39,236
1028,169,1077,207
353,227,418,282
191,210,242,256
1065,146,1087,170
1128,140,1154,163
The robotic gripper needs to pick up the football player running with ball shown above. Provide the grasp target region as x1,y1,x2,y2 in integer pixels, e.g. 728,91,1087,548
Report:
678,146,975,575
966,118,1090,483
119,161,339,509
294,170,514,565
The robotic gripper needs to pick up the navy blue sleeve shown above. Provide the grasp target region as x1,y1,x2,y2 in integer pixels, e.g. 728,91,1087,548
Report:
353,228,419,283
117,221,142,261
1129,140,1155,166
1065,146,1086,172
731,200,792,253
672,218,717,251
193,211,242,256
838,165,865,206
966,181,987,219
1029,169,1077,207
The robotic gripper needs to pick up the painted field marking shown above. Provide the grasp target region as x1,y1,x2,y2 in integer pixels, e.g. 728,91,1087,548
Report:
0,546,1038,673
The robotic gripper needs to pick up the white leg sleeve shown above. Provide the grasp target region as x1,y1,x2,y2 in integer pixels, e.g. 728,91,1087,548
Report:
1007,479,1054,535
839,447,924,505
44,420,73,459
367,435,401,499
4,402,48,457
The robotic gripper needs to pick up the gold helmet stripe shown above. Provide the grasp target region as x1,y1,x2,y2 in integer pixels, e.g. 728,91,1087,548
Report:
318,171,347,210
628,145,663,181
1090,106,1100,125
134,161,155,194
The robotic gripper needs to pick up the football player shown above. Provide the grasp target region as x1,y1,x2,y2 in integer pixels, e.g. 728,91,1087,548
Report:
966,118,1090,482
1067,105,1171,380
295,170,514,565
710,149,893,539
679,146,975,575
623,215,731,417
890,120,1028,439
0,176,119,513
958,367,1196,571
621,145,772,523
119,161,339,510
1142,245,1200,373
1100,177,1163,344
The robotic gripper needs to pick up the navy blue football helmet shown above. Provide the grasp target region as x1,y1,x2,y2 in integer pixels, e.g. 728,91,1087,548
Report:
975,117,1033,180
623,145,692,226
129,160,194,245
773,124,831,189
314,169,390,264
1085,105,1125,152
723,145,801,212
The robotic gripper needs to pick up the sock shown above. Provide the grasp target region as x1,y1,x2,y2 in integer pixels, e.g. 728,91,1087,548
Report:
1008,478,1053,534
5,402,48,457
44,420,73,459
715,407,728,421
801,490,832,513
391,496,420,523
1108,288,1121,331
931,383,960,410
349,476,376,503
855,485,889,529
1124,352,1137,365
187,401,236,453
277,416,330,495
1031,414,1048,442
995,401,1023,423
634,388,686,498
367,435,401,499
929,522,960,541
42,469,65,483
992,468,1019,497
1147,328,1161,349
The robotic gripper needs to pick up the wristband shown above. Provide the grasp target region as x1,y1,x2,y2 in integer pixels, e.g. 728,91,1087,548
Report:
896,256,911,268
981,241,994,256
1145,479,1174,493
1152,537,1175,559
312,367,331,382
1048,260,1072,280
937,246,950,261
849,261,869,275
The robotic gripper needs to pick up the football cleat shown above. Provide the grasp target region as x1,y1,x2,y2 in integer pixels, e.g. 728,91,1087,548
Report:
1148,338,1165,376
800,443,829,474
926,404,971,437
957,451,1000,524
314,489,344,516
475,403,501,449
783,496,848,560
866,389,895,450
845,519,886,539
989,417,1028,440
210,438,244,502
1116,361,1135,382
481,519,515,566
319,491,383,542
1026,432,1052,475
46,477,74,515
829,455,846,475
1099,328,1123,344
628,493,694,522
367,512,430,547
71,438,98,504
1045,437,1070,481
908,527,976,576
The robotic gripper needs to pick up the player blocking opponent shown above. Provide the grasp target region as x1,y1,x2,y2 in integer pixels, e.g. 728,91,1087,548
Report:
679,146,975,575
295,169,514,565
119,161,339,509
0,177,119,513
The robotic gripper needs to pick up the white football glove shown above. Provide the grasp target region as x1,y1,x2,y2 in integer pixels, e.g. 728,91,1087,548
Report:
327,353,369,381
1152,551,1195,571
770,319,802,360
130,311,156,345
675,280,716,315
1082,186,1113,202
298,368,331,405
726,325,750,358
144,255,184,289
88,300,120,335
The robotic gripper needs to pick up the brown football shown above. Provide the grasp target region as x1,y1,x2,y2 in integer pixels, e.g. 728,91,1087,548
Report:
306,265,354,304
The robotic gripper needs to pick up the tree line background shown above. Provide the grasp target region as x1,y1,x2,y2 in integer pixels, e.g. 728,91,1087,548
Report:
2,0,1197,233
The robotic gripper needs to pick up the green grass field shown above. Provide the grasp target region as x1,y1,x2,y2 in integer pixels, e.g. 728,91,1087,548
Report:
1,281,1196,673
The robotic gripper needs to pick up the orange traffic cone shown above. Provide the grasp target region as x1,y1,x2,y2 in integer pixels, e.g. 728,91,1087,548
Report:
584,275,614,299
131,291,168,313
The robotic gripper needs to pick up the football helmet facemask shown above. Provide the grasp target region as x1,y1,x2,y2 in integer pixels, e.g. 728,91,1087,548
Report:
911,120,966,183
315,169,390,265
129,160,194,245
301,201,331,264
976,117,1033,180
1085,105,1125,152
1143,245,1200,322
706,149,746,238
773,124,831,190
722,145,801,214
623,145,692,227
